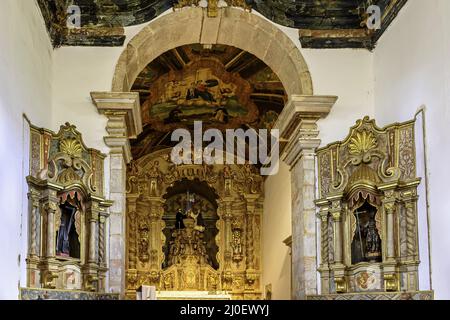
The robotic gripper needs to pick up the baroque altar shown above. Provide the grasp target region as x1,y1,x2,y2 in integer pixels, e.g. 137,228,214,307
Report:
311,117,432,300
24,123,112,295
125,149,264,300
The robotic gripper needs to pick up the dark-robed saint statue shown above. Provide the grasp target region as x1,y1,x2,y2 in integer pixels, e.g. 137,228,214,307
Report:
351,202,382,264
175,208,187,229
56,200,80,258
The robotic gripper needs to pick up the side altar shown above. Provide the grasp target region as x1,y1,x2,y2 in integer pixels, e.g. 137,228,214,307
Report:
310,117,433,300
22,123,113,299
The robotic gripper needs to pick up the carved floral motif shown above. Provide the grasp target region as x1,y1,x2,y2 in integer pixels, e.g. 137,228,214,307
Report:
399,128,416,179
349,130,377,155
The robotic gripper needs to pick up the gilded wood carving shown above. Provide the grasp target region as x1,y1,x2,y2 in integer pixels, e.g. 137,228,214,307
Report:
125,149,264,299
315,117,424,297
26,123,112,293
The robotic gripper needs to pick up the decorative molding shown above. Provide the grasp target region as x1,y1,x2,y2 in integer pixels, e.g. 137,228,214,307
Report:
20,287,119,300
275,95,337,167
308,291,433,301
91,92,143,164
91,92,142,139
276,95,337,141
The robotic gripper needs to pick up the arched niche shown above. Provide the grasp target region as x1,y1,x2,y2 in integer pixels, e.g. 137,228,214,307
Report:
111,6,313,98
162,179,220,270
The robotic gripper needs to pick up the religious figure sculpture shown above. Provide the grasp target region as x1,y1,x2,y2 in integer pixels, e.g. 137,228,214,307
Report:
187,208,205,232
175,208,186,229
351,219,367,264
166,192,211,269
365,219,382,262
56,200,80,258
351,202,382,264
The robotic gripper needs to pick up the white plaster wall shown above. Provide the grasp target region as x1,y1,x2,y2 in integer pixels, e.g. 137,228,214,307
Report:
51,13,169,153
302,49,375,146
373,0,450,300
262,162,292,300
277,24,375,146
52,47,119,154
0,0,53,299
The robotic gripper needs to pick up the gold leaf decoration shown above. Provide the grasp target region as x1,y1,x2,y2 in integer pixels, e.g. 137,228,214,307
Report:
60,138,82,158
349,130,377,155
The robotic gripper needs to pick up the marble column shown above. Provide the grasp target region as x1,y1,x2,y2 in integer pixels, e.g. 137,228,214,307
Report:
385,203,396,261
88,205,99,264
275,95,337,300
28,190,39,256
26,188,41,287
44,200,58,258
91,92,142,296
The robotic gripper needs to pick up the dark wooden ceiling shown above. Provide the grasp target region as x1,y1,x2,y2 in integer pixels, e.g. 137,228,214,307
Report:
38,0,407,49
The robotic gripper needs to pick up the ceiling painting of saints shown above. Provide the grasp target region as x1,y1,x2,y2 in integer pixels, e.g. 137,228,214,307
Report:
130,44,287,158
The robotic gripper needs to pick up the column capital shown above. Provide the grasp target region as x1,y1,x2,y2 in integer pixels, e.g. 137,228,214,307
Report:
91,92,142,139
275,95,337,167
275,95,337,140
91,92,143,164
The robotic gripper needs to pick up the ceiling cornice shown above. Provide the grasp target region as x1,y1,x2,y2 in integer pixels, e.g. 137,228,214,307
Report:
37,0,408,49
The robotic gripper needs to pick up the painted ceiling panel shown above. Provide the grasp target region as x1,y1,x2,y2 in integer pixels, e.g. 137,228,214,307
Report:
130,44,285,158
38,0,407,49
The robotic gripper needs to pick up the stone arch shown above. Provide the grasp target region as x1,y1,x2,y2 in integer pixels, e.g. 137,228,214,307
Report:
112,6,313,97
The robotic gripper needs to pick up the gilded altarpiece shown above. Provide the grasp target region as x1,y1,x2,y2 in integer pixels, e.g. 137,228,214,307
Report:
26,123,113,295
125,149,263,300
313,117,433,300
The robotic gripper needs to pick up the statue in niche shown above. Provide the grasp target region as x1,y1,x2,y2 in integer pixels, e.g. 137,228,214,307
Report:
166,192,211,268
351,201,382,264
175,208,186,229
56,197,80,259
366,219,382,262
187,208,205,233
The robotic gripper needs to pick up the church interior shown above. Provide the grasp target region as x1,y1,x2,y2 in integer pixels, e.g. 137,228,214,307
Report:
0,0,449,301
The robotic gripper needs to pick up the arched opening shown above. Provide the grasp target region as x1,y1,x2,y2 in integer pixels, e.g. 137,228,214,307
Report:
112,7,313,98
